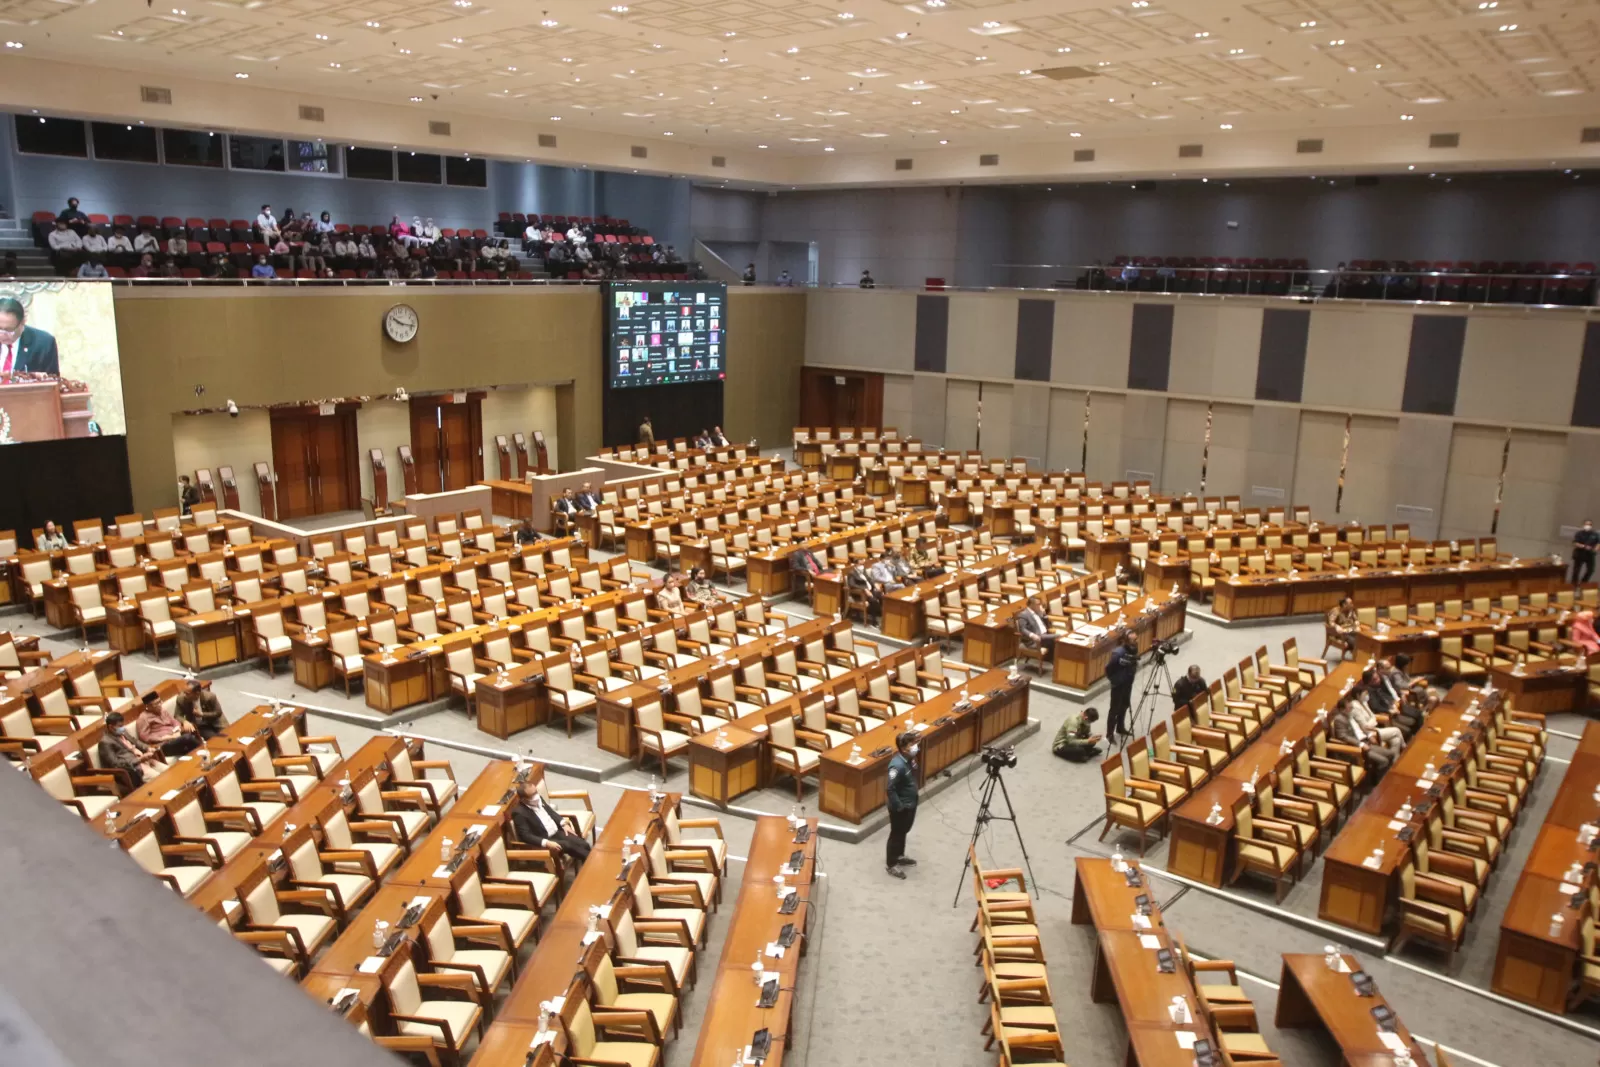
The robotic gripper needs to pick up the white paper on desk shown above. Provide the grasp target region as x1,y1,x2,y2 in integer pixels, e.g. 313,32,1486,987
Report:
433,865,452,879
1131,914,1152,929
530,1029,557,1049
765,941,784,959
1138,934,1161,950
1175,1032,1197,1050
779,885,797,898
469,823,489,836
1562,881,1584,895
1387,820,1407,831
912,722,929,733
480,804,501,817
1363,856,1383,869
1378,1032,1407,1052
161,789,180,801
358,956,384,974
752,724,768,734
582,930,604,946
409,895,433,911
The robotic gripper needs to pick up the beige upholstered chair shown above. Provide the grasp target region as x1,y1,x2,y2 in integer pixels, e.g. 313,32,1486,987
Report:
544,658,598,737
379,943,484,1065
1098,754,1166,855
767,712,821,802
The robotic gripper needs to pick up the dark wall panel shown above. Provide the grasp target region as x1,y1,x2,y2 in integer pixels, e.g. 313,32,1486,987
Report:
0,437,133,548
1255,307,1311,402
1400,315,1468,415
914,294,949,373
1126,303,1174,392
1014,299,1055,381
601,380,724,448
1574,321,1600,429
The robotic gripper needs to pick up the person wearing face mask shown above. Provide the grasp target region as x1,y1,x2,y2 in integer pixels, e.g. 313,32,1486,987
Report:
178,474,200,517
98,710,169,784
885,731,920,878
1573,519,1598,585
510,779,591,866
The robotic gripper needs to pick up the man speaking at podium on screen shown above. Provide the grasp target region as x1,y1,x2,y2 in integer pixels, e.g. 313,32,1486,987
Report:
0,297,60,377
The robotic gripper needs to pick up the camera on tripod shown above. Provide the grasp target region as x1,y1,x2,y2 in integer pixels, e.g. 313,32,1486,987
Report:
981,745,1018,772
1149,639,1180,664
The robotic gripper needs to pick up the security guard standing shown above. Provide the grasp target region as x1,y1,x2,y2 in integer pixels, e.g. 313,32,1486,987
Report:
885,731,919,879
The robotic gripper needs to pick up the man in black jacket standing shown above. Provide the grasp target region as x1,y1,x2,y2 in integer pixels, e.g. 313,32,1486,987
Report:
1105,634,1139,741
885,731,919,878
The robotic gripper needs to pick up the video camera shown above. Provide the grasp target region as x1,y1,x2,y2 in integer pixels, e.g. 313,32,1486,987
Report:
981,745,1018,772
1149,639,1180,664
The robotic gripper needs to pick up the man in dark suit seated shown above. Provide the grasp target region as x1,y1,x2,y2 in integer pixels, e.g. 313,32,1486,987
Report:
551,487,580,533
574,482,601,512
0,296,60,377
509,779,591,865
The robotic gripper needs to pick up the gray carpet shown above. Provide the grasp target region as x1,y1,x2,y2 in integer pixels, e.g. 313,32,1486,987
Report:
7,544,1598,1067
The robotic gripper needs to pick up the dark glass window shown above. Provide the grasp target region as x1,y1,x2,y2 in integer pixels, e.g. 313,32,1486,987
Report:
346,146,394,181
445,155,487,188
288,139,339,174
229,134,285,171
397,151,442,184
91,122,159,163
162,128,224,167
14,115,88,157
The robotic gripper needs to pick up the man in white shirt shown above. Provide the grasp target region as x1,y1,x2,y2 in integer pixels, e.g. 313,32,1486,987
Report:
566,224,586,246
80,229,107,256
420,218,441,244
333,235,357,263
523,222,542,245
106,227,134,255
47,221,84,271
77,257,108,279
166,232,189,260
133,228,161,255
254,204,279,242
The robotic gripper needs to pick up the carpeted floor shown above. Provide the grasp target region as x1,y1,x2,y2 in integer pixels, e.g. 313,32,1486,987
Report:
8,538,1599,1067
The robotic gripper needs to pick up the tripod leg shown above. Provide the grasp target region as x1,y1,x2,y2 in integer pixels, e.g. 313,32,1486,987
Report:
989,773,1039,894
951,772,1002,908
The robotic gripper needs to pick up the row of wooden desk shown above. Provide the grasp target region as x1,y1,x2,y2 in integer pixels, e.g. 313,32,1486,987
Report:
1491,721,1600,1013
1212,559,1567,621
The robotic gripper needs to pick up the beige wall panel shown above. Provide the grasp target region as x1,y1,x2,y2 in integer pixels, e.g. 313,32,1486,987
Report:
1011,383,1051,468
946,295,1019,379
1455,316,1586,428
1556,433,1600,539
1122,394,1167,487
480,387,560,484
882,374,915,436
1303,307,1411,412
1206,402,1255,499
1499,429,1568,558
1166,305,1219,398
1211,306,1266,400
980,383,1015,458
1439,424,1509,542
724,291,807,450
910,373,947,446
1245,406,1300,511
1389,417,1454,540
171,411,273,515
803,288,916,372
1084,392,1127,483
944,380,982,452
1292,411,1347,520
1341,415,1400,527
1052,299,1132,388
1047,388,1089,472
1161,399,1209,496
355,402,411,506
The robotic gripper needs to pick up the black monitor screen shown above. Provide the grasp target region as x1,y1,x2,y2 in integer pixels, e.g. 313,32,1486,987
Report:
605,282,726,388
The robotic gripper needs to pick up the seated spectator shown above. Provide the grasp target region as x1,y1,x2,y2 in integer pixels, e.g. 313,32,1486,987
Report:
301,233,329,274
408,216,429,245
651,245,666,265
859,268,875,288
280,209,304,237
255,203,279,242
269,234,294,270
47,221,83,273
135,691,201,757
581,260,603,281
133,226,161,258
0,251,16,278
776,269,795,286
380,258,400,280
80,227,107,257
566,223,586,246
250,254,277,279
129,253,156,278
741,263,756,285
663,244,677,263
524,220,542,247
58,197,89,230
203,252,231,278
106,226,134,258
574,242,593,264
358,234,377,263
418,259,437,280
38,521,70,550
166,230,189,261
315,210,335,234
389,215,417,248
480,240,504,268
332,232,357,267
76,256,108,279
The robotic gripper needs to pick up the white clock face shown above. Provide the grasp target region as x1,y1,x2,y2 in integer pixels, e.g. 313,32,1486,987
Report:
384,303,419,343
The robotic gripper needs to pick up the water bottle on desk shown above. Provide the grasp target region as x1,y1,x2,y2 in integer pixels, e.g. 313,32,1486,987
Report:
440,837,454,862
372,920,390,952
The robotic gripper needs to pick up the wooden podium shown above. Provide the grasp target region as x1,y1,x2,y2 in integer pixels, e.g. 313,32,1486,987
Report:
495,435,513,481
0,376,95,441
512,432,529,478
532,430,549,474
254,461,277,521
215,465,240,511
398,445,418,496
194,468,216,504
369,448,389,511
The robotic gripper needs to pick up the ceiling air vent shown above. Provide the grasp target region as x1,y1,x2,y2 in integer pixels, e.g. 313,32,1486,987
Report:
141,86,173,106
1178,143,1202,158
895,158,913,171
299,105,325,122
538,134,558,148
1582,126,1600,144
1038,66,1097,81
1074,148,1095,163
429,120,451,136
979,153,999,166
1297,138,1324,154
711,155,727,168
631,145,648,159
1428,132,1459,149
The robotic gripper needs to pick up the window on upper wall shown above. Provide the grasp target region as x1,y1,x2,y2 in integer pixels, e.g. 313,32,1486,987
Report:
229,134,286,171
346,146,394,181
14,115,89,157
445,155,487,188
90,122,160,163
162,128,225,168
397,151,442,185
288,139,339,175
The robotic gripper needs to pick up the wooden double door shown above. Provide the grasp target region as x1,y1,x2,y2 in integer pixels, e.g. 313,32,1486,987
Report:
269,406,360,519
410,394,484,493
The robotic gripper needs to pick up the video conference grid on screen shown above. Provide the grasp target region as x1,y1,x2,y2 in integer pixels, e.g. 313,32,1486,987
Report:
606,282,726,388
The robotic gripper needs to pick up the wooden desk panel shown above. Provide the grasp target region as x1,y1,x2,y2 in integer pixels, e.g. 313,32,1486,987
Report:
1490,660,1589,715
688,727,764,805
1275,953,1431,1064
1052,593,1187,692
1213,560,1566,621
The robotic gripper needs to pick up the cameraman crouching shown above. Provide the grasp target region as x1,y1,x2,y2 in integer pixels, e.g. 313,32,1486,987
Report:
1052,707,1102,763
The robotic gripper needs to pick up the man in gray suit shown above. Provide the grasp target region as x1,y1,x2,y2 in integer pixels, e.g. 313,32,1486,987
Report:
0,297,60,377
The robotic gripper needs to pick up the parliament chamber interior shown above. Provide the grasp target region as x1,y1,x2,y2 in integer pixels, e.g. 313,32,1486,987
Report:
2,3,1600,1067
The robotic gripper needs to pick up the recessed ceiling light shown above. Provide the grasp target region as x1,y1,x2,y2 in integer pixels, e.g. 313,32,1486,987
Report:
550,116,561,121
507,66,517,71
824,146,835,151
397,47,411,54
1131,0,1148,7
837,11,854,19
939,139,948,144
663,131,673,136
1499,23,1518,31
365,20,379,27
452,37,463,43
234,72,248,78
800,75,811,80
612,4,629,11
786,46,799,54
912,99,921,105
410,96,422,102
5,39,24,49
950,108,959,114
315,33,328,40
1194,31,1210,38
1400,113,1414,120
1219,122,1232,129
1056,47,1071,53
1329,38,1345,46
1228,48,1244,55
758,143,768,148
1069,131,1081,137
1299,20,1317,28
724,30,736,37
925,0,945,6
974,55,987,60
329,61,341,67
1408,164,1415,170
895,31,909,39
561,56,572,62
540,18,558,27
1019,69,1032,75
